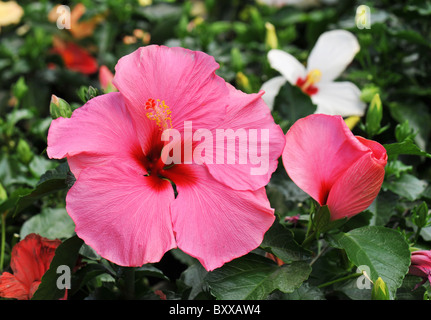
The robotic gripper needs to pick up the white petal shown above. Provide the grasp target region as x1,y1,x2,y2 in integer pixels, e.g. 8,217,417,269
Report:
260,76,287,111
312,81,366,117
268,49,307,85
307,30,360,82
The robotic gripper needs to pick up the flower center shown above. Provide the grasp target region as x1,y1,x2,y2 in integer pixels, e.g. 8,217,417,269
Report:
296,69,321,96
145,98,173,131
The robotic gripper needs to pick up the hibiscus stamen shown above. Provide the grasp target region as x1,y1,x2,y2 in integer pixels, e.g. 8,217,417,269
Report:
303,69,321,91
145,98,173,130
296,69,321,96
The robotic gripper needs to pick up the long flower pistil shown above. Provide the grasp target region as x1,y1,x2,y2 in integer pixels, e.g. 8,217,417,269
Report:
145,98,173,131
296,69,321,95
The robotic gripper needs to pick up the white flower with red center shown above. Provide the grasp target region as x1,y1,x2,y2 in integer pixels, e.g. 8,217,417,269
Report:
261,30,366,117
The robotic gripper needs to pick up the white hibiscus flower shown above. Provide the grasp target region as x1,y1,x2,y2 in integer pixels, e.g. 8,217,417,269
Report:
261,29,366,117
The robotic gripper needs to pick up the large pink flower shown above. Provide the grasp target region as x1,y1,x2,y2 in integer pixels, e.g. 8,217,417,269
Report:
47,45,284,271
282,114,387,220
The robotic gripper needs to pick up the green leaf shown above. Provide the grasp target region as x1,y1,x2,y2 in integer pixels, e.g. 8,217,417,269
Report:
205,253,311,300
20,207,75,240
396,275,427,300
31,235,84,300
179,263,209,300
260,219,311,263
383,173,428,201
70,262,113,296
395,121,416,143
367,190,400,226
274,82,316,128
135,265,169,281
11,76,28,103
411,202,430,229
384,139,431,159
0,187,33,213
282,282,325,300
388,102,431,151
14,162,70,216
331,226,411,299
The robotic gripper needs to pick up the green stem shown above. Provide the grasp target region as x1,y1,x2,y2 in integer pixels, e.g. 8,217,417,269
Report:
317,273,362,289
0,211,7,271
121,267,135,300
301,229,317,248
414,227,422,245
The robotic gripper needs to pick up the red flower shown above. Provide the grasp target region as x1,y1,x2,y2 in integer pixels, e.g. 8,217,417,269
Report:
51,37,98,75
0,233,63,300
409,250,431,289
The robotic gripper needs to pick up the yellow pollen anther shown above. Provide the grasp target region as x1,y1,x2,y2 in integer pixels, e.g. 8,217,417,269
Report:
302,69,322,91
145,98,173,131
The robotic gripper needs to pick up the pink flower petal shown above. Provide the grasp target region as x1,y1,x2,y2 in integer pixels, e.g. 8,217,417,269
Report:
409,250,431,282
66,161,176,266
282,114,369,205
113,45,229,133
47,92,144,178
411,250,431,269
206,84,285,191
282,114,387,220
326,151,386,220
165,164,275,271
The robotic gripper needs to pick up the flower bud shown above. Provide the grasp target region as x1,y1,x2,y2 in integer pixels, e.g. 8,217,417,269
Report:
16,139,33,165
365,93,383,137
371,277,390,300
50,95,72,119
0,183,7,204
265,22,278,50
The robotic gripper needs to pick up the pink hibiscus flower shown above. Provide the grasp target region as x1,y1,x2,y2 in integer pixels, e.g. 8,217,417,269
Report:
47,45,285,271
282,114,387,220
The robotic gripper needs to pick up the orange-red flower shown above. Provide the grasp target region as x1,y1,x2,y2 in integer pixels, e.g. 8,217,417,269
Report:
48,3,105,39
51,37,98,75
0,233,63,300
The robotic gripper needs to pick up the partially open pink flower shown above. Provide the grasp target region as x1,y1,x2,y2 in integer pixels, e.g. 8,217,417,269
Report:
409,250,431,289
282,114,387,220
0,233,63,300
47,45,284,271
